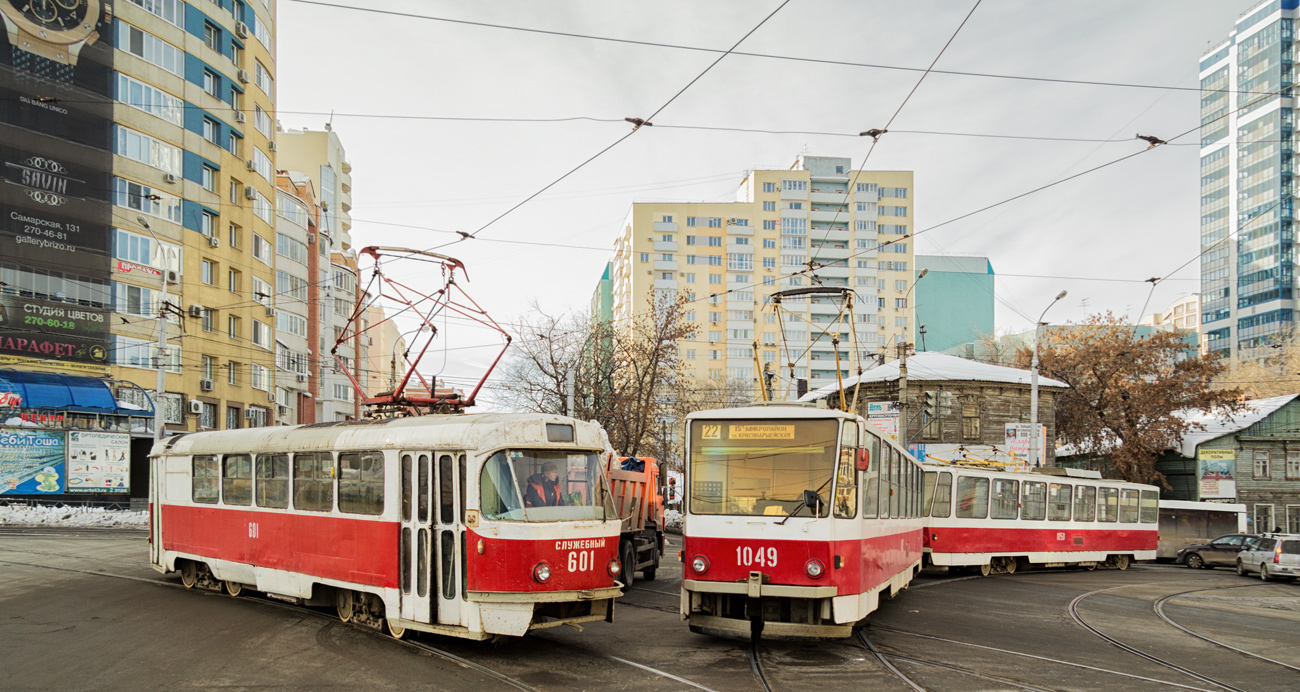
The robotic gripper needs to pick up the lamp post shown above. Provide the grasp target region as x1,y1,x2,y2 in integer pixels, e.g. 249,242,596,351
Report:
897,268,928,445
1029,290,1067,467
137,216,173,441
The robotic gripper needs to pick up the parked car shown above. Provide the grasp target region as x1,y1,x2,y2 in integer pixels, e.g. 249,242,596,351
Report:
1175,534,1258,569
1236,534,1300,581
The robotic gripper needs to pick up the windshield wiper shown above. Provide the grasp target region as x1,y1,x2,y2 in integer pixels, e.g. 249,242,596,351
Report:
777,476,833,525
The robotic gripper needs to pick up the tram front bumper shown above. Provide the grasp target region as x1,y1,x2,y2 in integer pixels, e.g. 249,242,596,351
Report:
468,586,623,636
682,576,845,639
682,577,837,599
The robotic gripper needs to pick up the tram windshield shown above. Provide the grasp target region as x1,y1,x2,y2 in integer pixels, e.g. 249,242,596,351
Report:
479,450,615,522
688,418,838,517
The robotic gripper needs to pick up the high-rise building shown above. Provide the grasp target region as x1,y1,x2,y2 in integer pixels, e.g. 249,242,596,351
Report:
607,155,913,393
273,171,316,423
1200,0,1298,360
913,255,995,353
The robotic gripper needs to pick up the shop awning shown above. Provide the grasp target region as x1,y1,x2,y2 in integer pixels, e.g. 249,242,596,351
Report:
0,369,145,414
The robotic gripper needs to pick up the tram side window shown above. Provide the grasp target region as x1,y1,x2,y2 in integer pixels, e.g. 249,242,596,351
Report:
1022,481,1046,521
931,472,952,517
339,451,385,515
401,453,413,522
1139,490,1159,523
193,455,219,504
418,454,430,523
294,452,335,512
1119,489,1140,523
990,478,1019,519
255,454,289,509
955,476,989,519
222,454,253,506
439,454,454,524
922,471,937,516
834,445,857,519
887,448,900,518
861,438,880,518
1048,483,1072,521
1074,486,1097,522
1098,487,1119,522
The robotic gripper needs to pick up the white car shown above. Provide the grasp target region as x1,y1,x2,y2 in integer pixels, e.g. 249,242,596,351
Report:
1236,534,1300,581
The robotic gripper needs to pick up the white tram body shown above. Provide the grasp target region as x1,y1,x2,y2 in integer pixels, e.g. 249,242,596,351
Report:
148,414,624,640
680,404,925,639
922,464,1160,573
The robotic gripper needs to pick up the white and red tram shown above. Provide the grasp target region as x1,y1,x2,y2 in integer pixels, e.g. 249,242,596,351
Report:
680,404,925,639
149,414,624,640
921,464,1159,575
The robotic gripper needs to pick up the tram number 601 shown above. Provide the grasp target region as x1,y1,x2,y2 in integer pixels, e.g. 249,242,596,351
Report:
568,550,596,572
736,546,777,567
247,522,259,539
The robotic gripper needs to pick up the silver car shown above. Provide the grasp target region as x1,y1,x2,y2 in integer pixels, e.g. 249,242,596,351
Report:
1236,534,1300,581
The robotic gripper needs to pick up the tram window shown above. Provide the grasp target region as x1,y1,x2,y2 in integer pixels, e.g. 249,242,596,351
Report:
441,530,455,599
400,527,411,594
193,455,219,504
931,472,952,517
1139,490,1159,523
955,476,988,519
834,444,857,519
1074,486,1097,522
418,454,430,523
883,448,895,519
293,452,334,512
1098,487,1119,522
255,454,289,509
222,454,252,506
401,454,413,522
417,528,429,597
1119,489,1140,523
862,456,879,519
892,451,903,518
439,454,454,525
922,472,937,516
1047,483,1072,521
339,451,385,515
990,478,1019,519
1022,482,1047,521
459,455,468,523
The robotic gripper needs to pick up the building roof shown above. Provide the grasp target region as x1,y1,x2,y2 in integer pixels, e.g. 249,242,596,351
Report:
800,351,1067,401
1176,393,1299,457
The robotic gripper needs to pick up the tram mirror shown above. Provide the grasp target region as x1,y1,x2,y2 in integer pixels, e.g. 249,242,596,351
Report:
855,448,870,471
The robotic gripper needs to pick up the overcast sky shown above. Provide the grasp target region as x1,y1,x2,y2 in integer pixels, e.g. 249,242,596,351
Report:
277,0,1255,406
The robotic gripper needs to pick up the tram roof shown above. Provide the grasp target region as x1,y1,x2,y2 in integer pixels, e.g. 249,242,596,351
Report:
151,413,610,457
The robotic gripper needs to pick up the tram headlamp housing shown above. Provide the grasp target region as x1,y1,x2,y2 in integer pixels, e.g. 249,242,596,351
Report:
691,555,709,575
533,562,552,583
805,559,826,579
608,558,622,577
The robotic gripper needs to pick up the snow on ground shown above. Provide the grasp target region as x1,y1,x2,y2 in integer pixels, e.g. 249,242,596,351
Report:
664,509,682,533
0,503,147,528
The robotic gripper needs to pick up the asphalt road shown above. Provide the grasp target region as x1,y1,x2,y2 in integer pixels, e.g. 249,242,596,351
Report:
3,530,1299,691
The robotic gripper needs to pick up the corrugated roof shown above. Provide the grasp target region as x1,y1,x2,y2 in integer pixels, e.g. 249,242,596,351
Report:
1176,393,1299,457
801,351,1067,401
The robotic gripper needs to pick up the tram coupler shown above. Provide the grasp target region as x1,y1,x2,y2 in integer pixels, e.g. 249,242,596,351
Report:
745,571,765,640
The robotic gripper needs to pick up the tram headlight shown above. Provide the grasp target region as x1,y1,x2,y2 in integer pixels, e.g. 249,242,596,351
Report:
690,555,709,575
608,558,622,577
805,559,825,579
533,562,552,583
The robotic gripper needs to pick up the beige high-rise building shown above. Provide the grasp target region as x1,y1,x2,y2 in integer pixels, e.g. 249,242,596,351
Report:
607,155,914,394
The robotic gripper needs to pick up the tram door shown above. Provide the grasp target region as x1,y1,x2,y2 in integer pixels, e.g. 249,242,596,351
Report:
434,452,466,625
150,455,164,568
399,452,433,623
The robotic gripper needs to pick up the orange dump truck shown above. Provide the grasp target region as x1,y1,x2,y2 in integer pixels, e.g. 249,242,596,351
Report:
606,456,666,587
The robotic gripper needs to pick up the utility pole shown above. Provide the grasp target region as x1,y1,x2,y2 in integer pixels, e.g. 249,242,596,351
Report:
565,368,575,418
138,216,170,442
1030,290,1067,468
897,340,909,445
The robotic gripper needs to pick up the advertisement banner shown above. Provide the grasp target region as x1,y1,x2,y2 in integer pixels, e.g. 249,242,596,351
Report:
0,427,64,494
66,430,129,493
1004,423,1046,466
1197,448,1237,500
866,401,900,440
0,2,115,366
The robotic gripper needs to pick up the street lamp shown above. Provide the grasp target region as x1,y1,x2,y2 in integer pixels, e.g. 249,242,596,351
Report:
897,268,929,445
136,216,175,442
1029,290,1067,467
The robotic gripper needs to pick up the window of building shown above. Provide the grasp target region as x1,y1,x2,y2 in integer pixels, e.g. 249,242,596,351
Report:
202,117,219,144
127,0,183,27
254,60,273,98
200,165,216,192
201,260,216,285
201,307,215,333
228,269,241,294
254,104,273,138
787,202,803,210
252,148,273,181
251,363,269,390
762,182,776,193
252,320,271,349
203,22,221,52
253,234,272,263
254,12,273,47
276,233,308,264
639,252,649,262
112,282,156,317
1288,450,1300,479
227,361,239,385
1254,449,1271,479
115,73,183,125
782,179,807,192
202,69,218,97
762,201,776,212
115,126,181,174
110,335,180,372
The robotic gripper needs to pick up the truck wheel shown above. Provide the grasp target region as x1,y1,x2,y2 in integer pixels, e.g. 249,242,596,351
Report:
643,542,659,581
619,541,636,590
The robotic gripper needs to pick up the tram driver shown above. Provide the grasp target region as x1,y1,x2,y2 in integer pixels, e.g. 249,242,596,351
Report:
525,462,567,507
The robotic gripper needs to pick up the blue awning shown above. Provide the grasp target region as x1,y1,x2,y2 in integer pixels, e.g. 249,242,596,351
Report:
0,369,147,415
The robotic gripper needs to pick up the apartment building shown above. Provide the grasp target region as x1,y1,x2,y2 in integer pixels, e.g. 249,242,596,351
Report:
1139,294,1202,334
1200,0,1298,360
607,155,914,393
273,171,315,423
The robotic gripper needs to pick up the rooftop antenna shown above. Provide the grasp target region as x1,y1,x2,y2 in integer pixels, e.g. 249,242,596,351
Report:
325,110,334,131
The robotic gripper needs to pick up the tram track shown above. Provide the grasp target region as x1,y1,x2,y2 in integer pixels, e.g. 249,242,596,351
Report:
1153,586,1300,674
854,629,929,692
748,638,775,692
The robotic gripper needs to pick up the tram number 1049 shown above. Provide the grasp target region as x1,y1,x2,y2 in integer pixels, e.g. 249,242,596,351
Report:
736,546,778,567
568,550,598,572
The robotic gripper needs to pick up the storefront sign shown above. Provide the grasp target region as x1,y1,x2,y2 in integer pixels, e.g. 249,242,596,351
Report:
1004,423,1046,466
1197,448,1237,500
866,401,900,440
0,428,64,495
66,430,128,493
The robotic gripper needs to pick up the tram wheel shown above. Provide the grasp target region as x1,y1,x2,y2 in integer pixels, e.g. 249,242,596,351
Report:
1003,557,1017,575
1113,555,1130,571
978,562,992,577
336,589,354,623
387,620,406,640
225,580,243,597
1084,562,1097,571
179,561,198,589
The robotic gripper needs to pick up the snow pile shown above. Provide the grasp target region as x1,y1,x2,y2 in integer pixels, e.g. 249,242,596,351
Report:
0,503,147,528
664,509,683,533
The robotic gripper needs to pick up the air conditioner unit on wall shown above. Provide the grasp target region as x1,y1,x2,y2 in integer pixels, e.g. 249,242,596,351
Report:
245,159,256,172
188,400,203,415
277,405,288,416
199,380,214,392
268,141,277,152
163,173,177,184
244,186,257,200
238,69,250,84
234,112,246,124
188,305,204,318
166,270,179,284
264,306,274,317
235,22,249,38
245,408,256,420
207,235,220,248
267,391,275,403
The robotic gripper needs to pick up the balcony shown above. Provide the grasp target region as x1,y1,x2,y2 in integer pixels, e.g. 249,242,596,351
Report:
653,241,678,252
814,265,851,279
727,222,754,236
653,260,677,271
811,246,850,261
810,191,849,205
809,300,841,314
810,210,851,223
809,227,850,243
653,278,678,290
653,221,678,232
